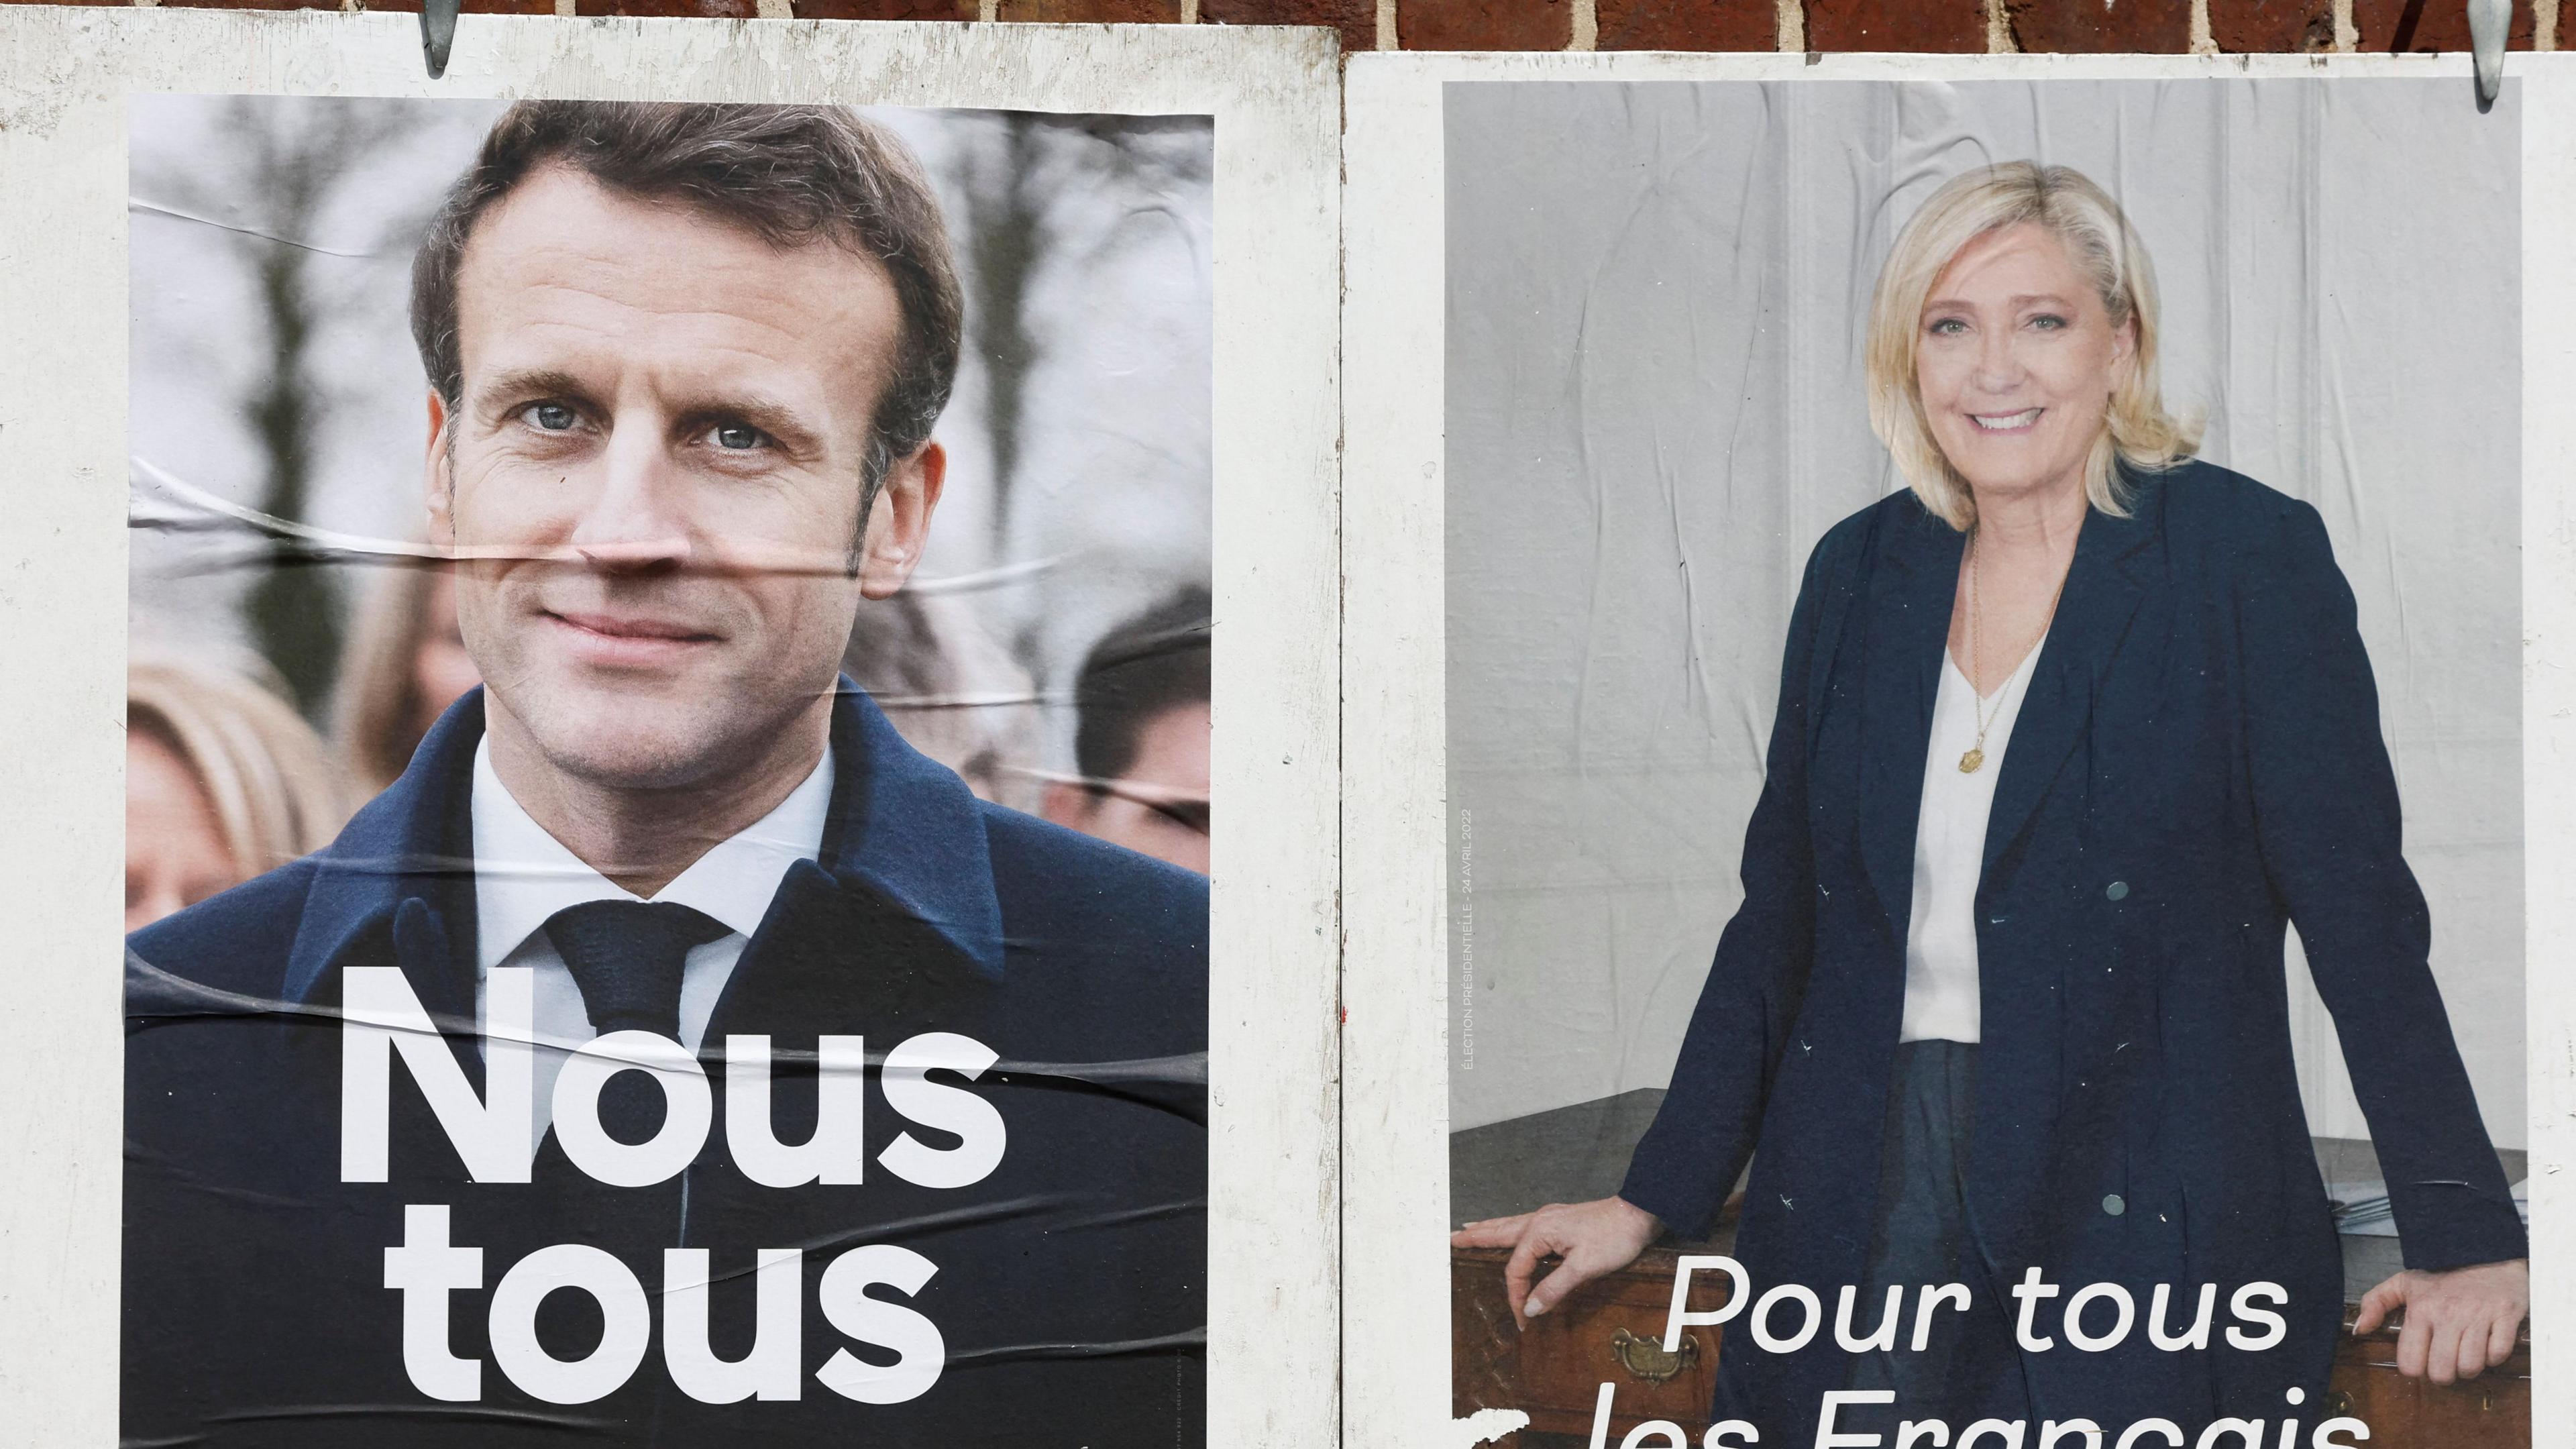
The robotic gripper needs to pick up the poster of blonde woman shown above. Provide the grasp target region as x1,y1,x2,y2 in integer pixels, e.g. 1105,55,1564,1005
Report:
1425,77,2530,1447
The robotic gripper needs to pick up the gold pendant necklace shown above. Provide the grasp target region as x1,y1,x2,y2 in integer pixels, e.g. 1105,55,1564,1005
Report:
1960,531,1994,772
1958,527,2068,774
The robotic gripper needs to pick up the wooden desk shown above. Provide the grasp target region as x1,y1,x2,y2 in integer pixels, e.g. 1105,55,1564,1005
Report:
1451,1093,2529,1446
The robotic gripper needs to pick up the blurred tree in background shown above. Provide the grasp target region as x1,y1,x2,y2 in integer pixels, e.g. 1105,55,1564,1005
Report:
947,112,1215,669
132,98,416,720
957,113,1045,560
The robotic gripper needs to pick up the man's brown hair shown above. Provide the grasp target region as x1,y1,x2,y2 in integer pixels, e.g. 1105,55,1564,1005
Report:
1073,587,1212,792
410,100,965,496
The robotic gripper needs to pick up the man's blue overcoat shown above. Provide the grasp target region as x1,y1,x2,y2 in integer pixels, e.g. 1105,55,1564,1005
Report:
125,683,1208,1446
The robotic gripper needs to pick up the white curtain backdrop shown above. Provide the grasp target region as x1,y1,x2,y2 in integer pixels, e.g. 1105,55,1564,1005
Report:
1444,77,2523,1149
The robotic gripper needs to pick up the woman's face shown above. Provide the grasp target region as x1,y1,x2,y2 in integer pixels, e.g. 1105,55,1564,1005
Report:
1914,221,2135,506
126,730,239,931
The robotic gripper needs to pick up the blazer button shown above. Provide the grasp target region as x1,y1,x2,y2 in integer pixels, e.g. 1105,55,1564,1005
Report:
2106,881,2129,901
2102,1194,2126,1216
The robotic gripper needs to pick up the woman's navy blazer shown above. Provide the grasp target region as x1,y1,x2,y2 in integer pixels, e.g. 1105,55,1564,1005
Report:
1617,460,2525,1434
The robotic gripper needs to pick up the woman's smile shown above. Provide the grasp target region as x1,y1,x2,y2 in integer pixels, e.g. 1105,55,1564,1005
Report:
1913,221,2133,500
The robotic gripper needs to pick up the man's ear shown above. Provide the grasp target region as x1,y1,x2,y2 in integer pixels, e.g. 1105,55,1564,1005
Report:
857,439,948,600
424,389,457,550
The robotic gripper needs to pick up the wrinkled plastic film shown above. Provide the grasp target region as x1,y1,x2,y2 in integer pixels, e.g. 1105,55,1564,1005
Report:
123,95,1214,1444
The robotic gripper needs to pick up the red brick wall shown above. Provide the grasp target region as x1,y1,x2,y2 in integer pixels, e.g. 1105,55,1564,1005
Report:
9,0,2554,58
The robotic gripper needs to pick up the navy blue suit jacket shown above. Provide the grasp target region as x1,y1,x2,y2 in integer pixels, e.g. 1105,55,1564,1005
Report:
125,683,1208,1446
1619,463,2524,1434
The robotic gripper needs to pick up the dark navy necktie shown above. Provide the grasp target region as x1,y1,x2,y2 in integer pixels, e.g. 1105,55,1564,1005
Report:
543,900,730,1145
513,901,730,1389
543,899,731,1042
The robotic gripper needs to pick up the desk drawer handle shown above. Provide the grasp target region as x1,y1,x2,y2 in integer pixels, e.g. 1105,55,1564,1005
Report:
1610,1327,1699,1385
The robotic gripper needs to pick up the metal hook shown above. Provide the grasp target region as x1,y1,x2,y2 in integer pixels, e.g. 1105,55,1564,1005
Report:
421,0,460,80
2467,0,2508,112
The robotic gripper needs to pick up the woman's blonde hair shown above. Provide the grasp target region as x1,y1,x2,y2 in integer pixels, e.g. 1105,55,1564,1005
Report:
130,656,353,877
1864,160,2201,531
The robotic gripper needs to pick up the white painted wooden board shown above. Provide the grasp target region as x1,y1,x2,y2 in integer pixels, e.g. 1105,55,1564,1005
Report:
0,11,1342,1446
1340,48,2576,1449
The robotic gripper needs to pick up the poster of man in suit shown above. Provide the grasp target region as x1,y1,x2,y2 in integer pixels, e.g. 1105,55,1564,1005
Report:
122,93,1214,1447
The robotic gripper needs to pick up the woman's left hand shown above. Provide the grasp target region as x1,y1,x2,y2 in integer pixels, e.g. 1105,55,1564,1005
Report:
2351,1258,2528,1384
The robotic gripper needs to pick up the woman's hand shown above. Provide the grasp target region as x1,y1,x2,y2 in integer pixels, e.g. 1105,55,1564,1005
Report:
2351,1258,2528,1384
1450,1196,1662,1327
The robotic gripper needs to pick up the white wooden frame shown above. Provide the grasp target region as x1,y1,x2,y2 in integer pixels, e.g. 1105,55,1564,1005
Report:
1340,48,2576,1449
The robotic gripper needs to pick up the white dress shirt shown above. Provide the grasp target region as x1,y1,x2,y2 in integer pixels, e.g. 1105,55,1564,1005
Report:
470,737,835,1148
1898,645,2042,1045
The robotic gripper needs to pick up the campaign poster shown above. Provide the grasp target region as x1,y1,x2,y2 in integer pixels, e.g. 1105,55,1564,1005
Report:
0,10,1338,1441
1341,58,2567,1449
117,89,1216,1444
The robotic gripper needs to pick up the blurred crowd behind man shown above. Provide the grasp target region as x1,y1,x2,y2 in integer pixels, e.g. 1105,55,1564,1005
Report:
1040,587,1212,874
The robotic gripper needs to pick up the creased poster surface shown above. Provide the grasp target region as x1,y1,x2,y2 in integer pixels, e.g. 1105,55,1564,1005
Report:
122,93,1213,1445
1437,78,2530,1447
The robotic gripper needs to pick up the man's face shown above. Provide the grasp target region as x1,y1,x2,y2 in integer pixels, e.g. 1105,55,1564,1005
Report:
1042,700,1212,875
427,165,943,793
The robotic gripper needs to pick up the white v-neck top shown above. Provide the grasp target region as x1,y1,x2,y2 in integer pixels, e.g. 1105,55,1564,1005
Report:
1898,643,2044,1045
